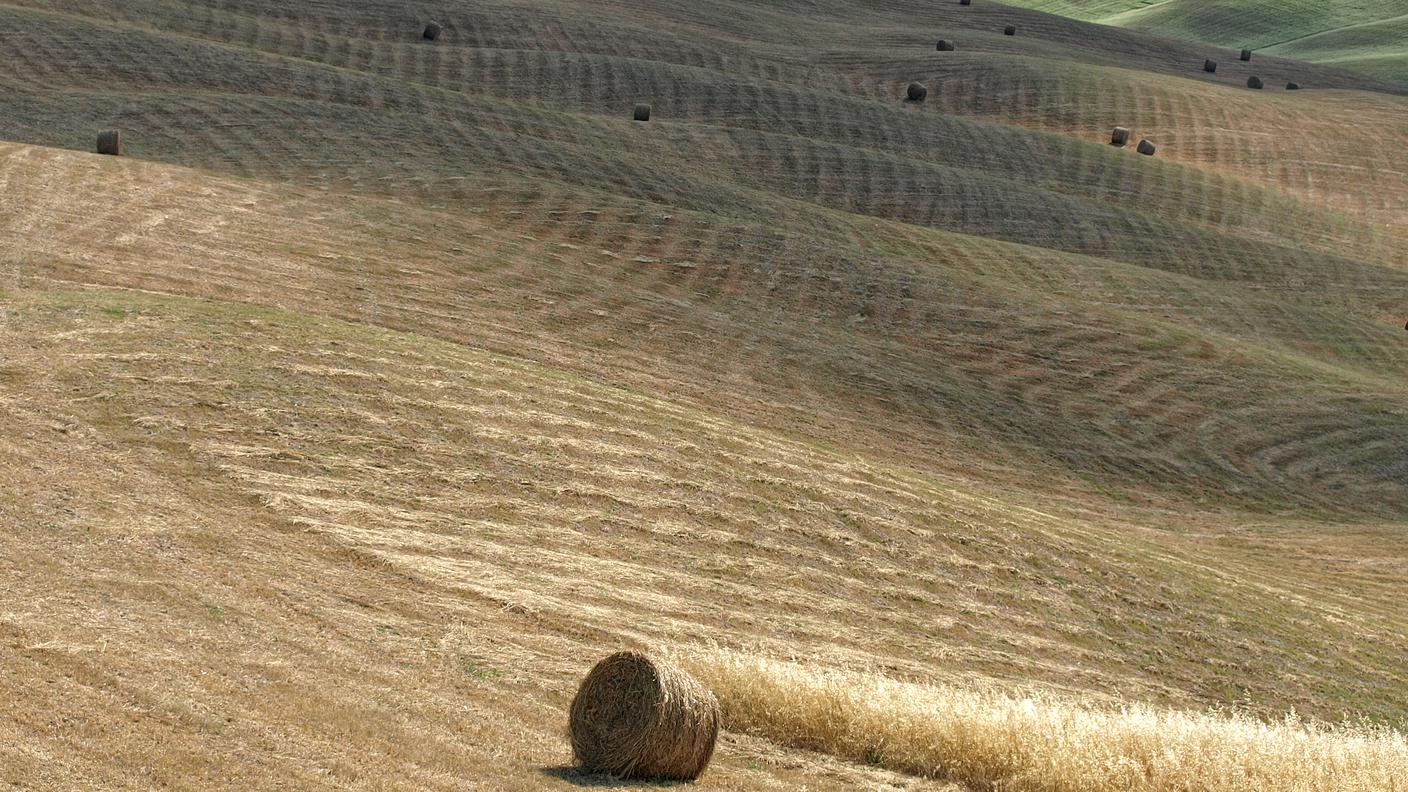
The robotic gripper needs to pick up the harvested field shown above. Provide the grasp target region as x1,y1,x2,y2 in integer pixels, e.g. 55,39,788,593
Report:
0,0,1405,789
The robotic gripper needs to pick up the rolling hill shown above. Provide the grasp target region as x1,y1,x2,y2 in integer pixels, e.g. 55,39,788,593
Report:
1002,0,1408,84
1,0,1405,789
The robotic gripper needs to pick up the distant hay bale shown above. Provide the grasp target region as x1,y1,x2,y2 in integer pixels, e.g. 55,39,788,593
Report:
1286,81,1300,90
1137,139,1156,156
1247,75,1263,89
906,82,928,102
1004,25,1016,35
1111,127,1129,146
569,652,720,781
633,103,651,121
423,22,442,40
936,39,955,51
95,130,122,156
1204,59,1217,73
961,0,971,5
1240,48,1252,61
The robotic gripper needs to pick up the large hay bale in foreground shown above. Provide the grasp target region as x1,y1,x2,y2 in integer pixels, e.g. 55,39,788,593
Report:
936,39,955,51
1137,139,1156,156
1004,25,1016,35
569,652,720,781
96,130,122,156
1240,48,1252,61
633,103,651,121
1204,59,1217,73
1247,75,1263,89
906,82,928,101
1111,126,1129,146
423,22,443,40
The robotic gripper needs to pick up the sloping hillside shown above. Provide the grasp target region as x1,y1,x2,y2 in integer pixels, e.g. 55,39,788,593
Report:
1,0,1405,789
1003,0,1408,84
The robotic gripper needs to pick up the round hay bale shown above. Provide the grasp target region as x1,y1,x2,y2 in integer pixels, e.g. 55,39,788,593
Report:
569,652,720,781
1247,75,1263,89
423,22,443,40
906,82,927,102
1240,48,1252,61
1204,59,1217,73
1136,139,1156,156
633,103,651,121
95,130,122,156
936,39,955,51
1286,81,1300,90
1004,25,1016,35
961,0,971,5
1111,126,1129,146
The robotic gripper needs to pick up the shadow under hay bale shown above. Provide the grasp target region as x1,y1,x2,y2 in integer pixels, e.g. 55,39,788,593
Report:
1241,48,1252,61
936,40,955,51
1004,25,1016,35
1287,82,1300,90
569,652,720,782
633,104,651,121
1111,127,1129,146
906,82,928,102
96,130,122,156
423,22,442,40
1247,75,1263,89
1137,139,1156,156
1204,59,1217,73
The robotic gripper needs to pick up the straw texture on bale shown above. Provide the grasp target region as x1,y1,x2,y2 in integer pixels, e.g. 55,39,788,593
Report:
1204,59,1217,73
1247,75,1263,89
569,652,720,781
936,40,955,51
1137,139,1156,156
633,104,651,121
1004,25,1016,35
1240,48,1252,61
423,22,442,40
1111,127,1129,146
96,130,122,156
906,82,928,102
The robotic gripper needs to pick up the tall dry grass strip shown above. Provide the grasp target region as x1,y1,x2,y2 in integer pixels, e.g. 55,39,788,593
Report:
680,649,1408,792
569,652,720,781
